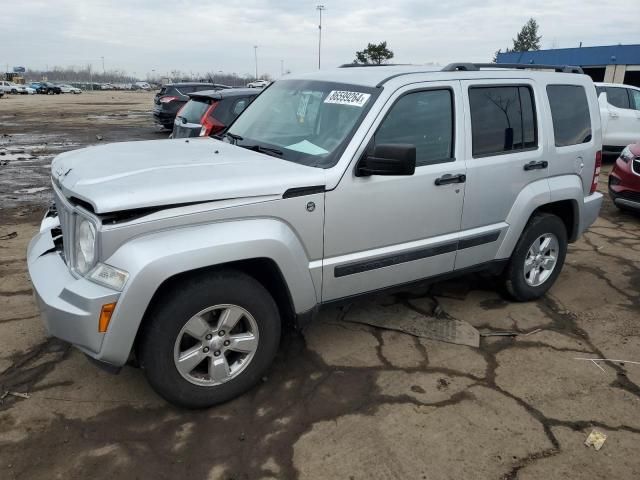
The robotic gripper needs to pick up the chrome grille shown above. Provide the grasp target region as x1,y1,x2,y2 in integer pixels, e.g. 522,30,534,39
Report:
53,186,74,266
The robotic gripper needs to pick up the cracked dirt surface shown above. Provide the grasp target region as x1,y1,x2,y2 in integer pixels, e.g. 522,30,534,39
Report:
1,94,639,479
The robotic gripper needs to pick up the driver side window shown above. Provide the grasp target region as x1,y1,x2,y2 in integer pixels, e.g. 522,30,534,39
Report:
374,89,454,167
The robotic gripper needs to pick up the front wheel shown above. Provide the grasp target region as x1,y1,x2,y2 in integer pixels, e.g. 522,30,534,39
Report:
139,270,281,408
503,213,567,301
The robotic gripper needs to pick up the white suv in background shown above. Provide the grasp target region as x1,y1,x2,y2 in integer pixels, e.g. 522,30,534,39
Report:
0,81,35,94
595,82,640,155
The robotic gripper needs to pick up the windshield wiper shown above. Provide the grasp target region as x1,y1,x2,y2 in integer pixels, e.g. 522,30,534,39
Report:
241,144,283,157
213,132,244,143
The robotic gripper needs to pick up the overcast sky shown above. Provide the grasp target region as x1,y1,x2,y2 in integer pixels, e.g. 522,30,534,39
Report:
1,0,638,79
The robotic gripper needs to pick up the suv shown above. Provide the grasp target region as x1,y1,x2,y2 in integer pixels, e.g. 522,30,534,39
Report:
28,63,603,408
609,142,640,211
0,80,26,94
595,82,640,155
172,88,258,139
153,83,231,129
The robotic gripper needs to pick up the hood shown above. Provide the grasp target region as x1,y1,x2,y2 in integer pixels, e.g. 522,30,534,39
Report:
52,138,327,214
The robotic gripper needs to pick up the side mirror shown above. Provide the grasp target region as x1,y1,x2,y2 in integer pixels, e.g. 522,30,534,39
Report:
356,144,416,177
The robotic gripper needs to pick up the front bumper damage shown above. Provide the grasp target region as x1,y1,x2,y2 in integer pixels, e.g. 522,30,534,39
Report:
27,211,122,371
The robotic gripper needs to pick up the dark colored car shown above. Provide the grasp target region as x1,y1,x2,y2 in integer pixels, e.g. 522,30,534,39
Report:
172,89,258,139
153,83,231,129
609,143,640,212
30,82,61,94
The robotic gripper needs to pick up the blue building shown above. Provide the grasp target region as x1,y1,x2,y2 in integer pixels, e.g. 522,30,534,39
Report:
496,44,640,87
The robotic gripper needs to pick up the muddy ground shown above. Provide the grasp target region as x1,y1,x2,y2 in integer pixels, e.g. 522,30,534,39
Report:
0,92,639,479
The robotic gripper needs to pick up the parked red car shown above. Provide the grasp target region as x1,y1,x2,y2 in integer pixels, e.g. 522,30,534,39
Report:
609,143,640,212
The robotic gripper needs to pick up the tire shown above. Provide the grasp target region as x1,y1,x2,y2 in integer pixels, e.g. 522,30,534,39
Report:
503,213,567,301
139,269,281,408
11,89,17,94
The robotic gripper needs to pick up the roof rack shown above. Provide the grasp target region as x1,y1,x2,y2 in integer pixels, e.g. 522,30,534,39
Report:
441,63,584,74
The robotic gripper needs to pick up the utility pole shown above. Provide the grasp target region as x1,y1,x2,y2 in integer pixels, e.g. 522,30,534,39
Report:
316,5,325,70
101,56,105,74
253,45,258,80
281,59,284,76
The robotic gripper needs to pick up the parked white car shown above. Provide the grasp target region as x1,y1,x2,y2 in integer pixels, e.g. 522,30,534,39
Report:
246,79,270,88
0,81,34,95
595,82,640,155
58,84,82,94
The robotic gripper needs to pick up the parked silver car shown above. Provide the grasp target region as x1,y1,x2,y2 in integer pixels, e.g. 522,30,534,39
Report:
28,63,603,408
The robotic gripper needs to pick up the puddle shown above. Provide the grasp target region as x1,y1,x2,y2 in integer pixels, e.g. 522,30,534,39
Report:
14,186,50,194
0,134,78,209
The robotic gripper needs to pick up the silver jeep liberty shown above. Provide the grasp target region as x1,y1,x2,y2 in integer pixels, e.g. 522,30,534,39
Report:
28,63,603,408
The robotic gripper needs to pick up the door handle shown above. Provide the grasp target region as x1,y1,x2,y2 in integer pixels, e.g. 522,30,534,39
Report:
523,160,548,171
609,111,619,119
435,173,466,186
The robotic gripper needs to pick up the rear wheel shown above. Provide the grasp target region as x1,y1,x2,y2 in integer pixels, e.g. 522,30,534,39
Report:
504,213,567,301
139,270,281,408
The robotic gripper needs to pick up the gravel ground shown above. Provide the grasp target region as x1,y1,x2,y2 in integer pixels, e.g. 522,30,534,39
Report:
0,91,639,480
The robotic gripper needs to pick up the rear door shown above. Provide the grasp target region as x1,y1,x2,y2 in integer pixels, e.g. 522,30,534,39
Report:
457,79,544,269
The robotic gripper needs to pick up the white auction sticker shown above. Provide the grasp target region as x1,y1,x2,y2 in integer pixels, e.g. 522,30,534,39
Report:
324,90,371,107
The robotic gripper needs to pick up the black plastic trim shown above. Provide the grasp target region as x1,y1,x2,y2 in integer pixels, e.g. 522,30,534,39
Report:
295,306,319,330
334,242,458,278
324,259,509,309
458,231,501,250
282,186,326,199
85,354,122,374
334,230,501,278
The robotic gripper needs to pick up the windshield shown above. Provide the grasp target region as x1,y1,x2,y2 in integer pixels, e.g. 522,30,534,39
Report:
227,80,379,168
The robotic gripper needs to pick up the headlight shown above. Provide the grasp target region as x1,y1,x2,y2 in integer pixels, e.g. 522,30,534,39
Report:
89,263,129,291
620,146,634,164
74,217,96,275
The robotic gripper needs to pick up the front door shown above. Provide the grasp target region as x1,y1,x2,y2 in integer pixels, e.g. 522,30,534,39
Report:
322,82,466,301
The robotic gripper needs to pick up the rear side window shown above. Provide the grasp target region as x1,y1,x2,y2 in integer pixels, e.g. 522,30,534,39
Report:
546,85,592,147
374,89,454,166
605,87,630,109
469,86,537,157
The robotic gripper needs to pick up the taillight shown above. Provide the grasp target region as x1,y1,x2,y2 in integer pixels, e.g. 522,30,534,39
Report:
199,102,225,136
159,96,178,104
590,150,602,194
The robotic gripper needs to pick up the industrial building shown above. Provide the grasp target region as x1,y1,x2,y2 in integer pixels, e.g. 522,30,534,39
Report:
496,44,640,87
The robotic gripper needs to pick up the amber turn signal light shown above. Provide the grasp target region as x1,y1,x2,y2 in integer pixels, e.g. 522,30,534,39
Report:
99,302,117,333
